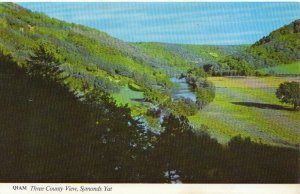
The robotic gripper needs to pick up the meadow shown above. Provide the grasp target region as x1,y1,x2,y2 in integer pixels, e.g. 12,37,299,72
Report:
258,62,300,75
189,76,300,148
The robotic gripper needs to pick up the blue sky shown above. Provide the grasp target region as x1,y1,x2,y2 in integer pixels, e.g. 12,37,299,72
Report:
19,2,300,45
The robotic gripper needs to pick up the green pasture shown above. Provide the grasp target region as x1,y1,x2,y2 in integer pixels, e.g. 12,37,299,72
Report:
113,86,144,106
189,76,300,147
259,62,300,75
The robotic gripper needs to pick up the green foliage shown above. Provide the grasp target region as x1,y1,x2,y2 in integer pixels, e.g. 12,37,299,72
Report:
144,87,171,104
225,136,298,183
195,84,215,109
0,3,170,95
0,52,151,182
186,67,207,79
171,97,198,116
133,42,196,73
183,67,208,88
26,44,63,80
148,115,299,183
128,82,143,92
276,81,300,109
251,19,300,67
218,56,256,76
1,53,299,182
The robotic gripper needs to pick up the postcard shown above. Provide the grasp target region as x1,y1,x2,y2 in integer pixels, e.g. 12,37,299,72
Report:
0,1,299,193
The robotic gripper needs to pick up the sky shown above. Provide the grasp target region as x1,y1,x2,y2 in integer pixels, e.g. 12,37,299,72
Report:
19,2,300,45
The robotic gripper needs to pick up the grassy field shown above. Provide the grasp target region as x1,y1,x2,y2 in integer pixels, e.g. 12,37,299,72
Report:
113,86,144,106
258,62,300,75
189,76,300,148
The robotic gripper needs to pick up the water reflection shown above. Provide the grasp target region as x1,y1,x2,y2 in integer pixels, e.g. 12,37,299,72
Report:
170,77,196,102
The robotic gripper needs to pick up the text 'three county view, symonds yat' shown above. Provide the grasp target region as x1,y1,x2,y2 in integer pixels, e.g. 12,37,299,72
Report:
0,2,299,183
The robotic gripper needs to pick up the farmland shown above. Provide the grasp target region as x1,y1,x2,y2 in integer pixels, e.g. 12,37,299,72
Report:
258,62,300,75
189,76,300,148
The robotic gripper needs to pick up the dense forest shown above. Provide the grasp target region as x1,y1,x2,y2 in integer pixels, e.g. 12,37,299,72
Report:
0,3,299,183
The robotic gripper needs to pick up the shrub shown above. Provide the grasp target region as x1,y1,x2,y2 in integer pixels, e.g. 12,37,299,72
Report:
195,86,215,109
172,97,198,116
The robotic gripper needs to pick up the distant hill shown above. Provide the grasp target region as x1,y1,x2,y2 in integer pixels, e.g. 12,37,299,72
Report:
134,20,300,75
133,42,258,75
250,19,300,66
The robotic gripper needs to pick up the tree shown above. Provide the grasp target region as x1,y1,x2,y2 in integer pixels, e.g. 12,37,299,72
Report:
276,81,300,110
26,45,64,81
149,114,223,183
151,114,196,182
203,64,213,74
195,85,215,109
83,90,151,182
23,45,151,182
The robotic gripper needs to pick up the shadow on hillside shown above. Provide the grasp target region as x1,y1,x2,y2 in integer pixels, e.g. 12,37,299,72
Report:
231,102,294,111
131,98,146,102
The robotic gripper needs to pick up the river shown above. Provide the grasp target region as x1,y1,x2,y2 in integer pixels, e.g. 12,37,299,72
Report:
170,77,196,102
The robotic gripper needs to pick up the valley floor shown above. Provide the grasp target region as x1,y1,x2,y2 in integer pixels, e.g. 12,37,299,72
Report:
189,76,300,148
258,62,300,75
